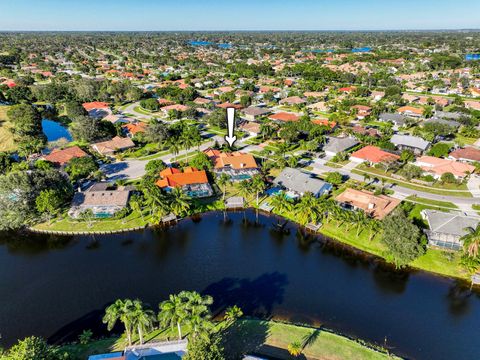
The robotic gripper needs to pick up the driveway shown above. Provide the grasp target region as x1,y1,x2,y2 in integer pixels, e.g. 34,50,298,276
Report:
100,136,224,180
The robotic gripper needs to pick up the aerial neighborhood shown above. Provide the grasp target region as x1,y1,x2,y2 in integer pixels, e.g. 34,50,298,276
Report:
2,29,480,360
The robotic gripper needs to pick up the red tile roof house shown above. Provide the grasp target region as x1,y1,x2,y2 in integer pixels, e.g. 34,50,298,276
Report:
335,188,400,220
43,146,89,167
91,136,135,156
414,156,475,179
449,147,480,163
82,102,111,119
160,104,189,114
279,96,306,106
216,103,243,110
465,101,480,111
122,122,147,138
155,167,213,198
204,149,260,181
350,145,400,165
351,105,372,120
239,121,262,136
397,106,424,118
268,112,300,122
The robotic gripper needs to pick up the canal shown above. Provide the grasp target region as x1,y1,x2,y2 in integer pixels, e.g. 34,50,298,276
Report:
0,210,478,359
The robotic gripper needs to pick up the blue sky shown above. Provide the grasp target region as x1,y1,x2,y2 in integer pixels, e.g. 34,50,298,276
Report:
2,0,480,31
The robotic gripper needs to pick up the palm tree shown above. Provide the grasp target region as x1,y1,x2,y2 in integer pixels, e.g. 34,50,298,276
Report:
287,341,303,357
236,180,252,205
224,305,243,324
461,225,480,258
103,299,135,346
131,300,155,345
167,139,180,162
270,192,293,214
158,294,188,340
251,175,266,207
367,219,381,241
168,187,191,216
294,193,319,225
354,211,370,237
142,182,170,219
129,194,145,223
181,291,214,339
217,173,231,201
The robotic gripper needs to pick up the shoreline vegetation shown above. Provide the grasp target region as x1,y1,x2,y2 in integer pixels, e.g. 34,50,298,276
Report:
61,318,401,360
31,204,469,281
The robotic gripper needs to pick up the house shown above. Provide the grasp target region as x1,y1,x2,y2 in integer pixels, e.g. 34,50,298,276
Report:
82,101,111,119
465,101,480,111
156,167,213,198
351,105,372,119
307,101,330,112
371,91,385,101
89,339,188,360
414,156,475,179
239,121,261,136
335,188,400,219
92,136,135,156
241,106,271,121
424,117,460,129
193,97,213,106
268,112,300,122
103,114,129,125
449,147,480,163
273,167,332,198
312,118,337,129
401,94,420,103
279,96,306,105
68,183,131,219
204,149,259,181
323,136,359,157
160,104,189,113
122,122,147,137
397,106,424,118
378,113,408,129
351,125,380,138
421,209,480,250
390,134,430,155
350,145,400,164
43,146,88,167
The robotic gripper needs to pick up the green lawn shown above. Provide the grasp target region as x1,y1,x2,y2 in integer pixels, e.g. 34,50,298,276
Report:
352,167,472,198
62,319,397,360
33,210,152,232
404,196,458,209
0,106,16,152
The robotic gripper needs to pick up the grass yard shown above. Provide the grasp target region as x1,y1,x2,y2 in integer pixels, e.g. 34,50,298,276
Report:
33,210,152,232
0,106,16,152
404,196,458,209
61,319,397,360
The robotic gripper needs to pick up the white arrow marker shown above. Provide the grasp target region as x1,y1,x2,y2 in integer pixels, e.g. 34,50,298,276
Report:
225,107,237,147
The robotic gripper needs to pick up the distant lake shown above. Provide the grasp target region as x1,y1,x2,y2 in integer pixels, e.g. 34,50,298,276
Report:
352,47,372,53
188,40,232,49
42,119,72,142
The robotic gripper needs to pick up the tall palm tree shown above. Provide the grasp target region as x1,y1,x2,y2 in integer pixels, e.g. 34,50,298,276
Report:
295,193,321,225
131,300,155,345
224,305,243,324
158,294,188,340
168,187,191,217
167,138,180,162
367,218,381,241
236,180,252,205
461,225,480,258
103,299,135,346
270,192,293,214
251,175,266,207
354,211,370,237
142,182,170,219
181,291,214,339
217,173,231,201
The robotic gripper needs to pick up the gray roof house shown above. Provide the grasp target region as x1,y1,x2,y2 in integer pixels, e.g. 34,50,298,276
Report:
323,136,359,157
435,111,470,121
424,117,461,128
241,106,271,121
379,113,408,129
422,209,480,250
390,134,430,154
273,167,332,197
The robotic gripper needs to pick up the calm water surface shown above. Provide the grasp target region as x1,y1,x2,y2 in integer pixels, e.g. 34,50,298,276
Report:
42,119,72,142
0,211,479,360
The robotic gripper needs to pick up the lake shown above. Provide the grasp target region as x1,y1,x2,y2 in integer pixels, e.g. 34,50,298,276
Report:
42,119,73,142
0,210,479,359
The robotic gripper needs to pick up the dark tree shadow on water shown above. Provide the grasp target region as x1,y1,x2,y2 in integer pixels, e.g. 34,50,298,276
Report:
203,272,288,319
